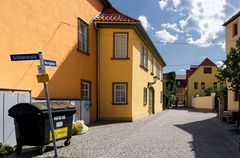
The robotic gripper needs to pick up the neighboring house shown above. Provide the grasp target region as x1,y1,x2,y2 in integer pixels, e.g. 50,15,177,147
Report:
223,11,240,111
186,58,219,107
176,75,187,105
94,5,166,121
0,0,166,122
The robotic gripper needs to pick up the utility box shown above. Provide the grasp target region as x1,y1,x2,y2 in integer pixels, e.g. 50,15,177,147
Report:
8,102,76,153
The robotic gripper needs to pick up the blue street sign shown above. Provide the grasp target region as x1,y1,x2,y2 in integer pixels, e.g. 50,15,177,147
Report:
10,53,40,61
43,59,57,67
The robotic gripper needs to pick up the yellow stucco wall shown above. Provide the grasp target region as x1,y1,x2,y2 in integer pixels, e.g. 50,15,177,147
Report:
132,31,163,120
0,0,104,121
225,17,240,53
192,93,215,110
225,16,240,111
187,66,218,107
99,28,133,120
98,28,164,121
176,87,187,104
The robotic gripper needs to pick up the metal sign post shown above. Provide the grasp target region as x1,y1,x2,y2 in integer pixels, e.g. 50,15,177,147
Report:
10,52,58,157
38,52,58,157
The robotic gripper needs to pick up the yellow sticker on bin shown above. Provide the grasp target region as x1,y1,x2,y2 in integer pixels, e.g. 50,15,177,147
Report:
50,127,68,141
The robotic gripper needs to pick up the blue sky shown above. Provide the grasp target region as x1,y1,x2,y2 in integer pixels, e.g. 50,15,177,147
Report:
109,0,240,74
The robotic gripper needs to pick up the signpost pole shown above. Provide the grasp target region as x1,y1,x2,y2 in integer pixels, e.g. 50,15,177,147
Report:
39,52,58,157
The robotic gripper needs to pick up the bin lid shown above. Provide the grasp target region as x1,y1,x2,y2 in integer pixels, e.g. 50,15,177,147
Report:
8,101,75,117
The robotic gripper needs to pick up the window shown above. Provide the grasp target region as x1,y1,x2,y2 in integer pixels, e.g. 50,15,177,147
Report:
204,67,212,74
78,18,88,53
143,87,147,105
150,55,154,74
140,44,144,66
234,91,239,101
201,82,205,89
113,83,128,104
194,82,198,89
233,23,238,37
144,47,148,69
81,80,91,100
213,82,217,89
177,81,181,86
156,63,160,78
114,33,128,58
140,43,148,69
159,66,162,80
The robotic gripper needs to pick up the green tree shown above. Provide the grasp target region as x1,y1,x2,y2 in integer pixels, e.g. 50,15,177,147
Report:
217,37,240,127
163,71,177,108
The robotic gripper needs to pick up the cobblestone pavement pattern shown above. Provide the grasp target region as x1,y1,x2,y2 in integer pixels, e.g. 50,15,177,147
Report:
12,109,240,158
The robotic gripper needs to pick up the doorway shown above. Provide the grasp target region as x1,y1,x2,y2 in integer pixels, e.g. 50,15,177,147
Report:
149,87,155,114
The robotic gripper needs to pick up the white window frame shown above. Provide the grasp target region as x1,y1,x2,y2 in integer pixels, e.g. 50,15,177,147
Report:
78,18,88,52
114,33,128,58
113,83,127,104
81,81,90,100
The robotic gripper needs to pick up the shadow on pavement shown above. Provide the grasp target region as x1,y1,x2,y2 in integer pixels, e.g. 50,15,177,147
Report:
175,117,240,158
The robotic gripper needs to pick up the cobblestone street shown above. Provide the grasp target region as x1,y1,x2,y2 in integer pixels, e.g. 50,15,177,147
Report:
13,108,240,158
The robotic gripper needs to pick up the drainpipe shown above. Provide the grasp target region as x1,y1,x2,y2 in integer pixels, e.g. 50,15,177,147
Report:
96,26,100,121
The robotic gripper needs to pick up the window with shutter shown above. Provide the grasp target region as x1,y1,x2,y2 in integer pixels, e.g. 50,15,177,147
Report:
140,43,144,66
144,47,148,69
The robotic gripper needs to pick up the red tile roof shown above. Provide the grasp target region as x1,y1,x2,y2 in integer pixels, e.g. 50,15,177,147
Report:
186,58,217,79
94,5,139,22
200,58,217,67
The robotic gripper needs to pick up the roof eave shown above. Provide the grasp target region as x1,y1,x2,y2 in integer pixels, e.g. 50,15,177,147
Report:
223,11,240,26
94,21,166,67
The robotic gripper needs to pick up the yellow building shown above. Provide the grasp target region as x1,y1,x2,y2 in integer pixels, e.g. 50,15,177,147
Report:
223,11,240,111
186,58,219,108
0,0,110,122
0,1,166,122
94,5,166,121
176,75,187,105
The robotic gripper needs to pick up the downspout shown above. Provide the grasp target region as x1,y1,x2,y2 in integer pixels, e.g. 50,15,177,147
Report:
96,23,100,121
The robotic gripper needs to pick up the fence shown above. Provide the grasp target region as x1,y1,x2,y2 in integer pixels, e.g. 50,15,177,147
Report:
0,89,31,145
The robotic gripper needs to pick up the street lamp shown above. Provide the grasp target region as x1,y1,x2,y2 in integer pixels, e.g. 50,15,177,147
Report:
148,76,158,88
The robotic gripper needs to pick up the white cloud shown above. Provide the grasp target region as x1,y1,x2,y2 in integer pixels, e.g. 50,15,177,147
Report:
138,15,153,30
155,29,178,43
159,0,168,10
179,69,185,72
216,61,224,67
179,16,190,30
220,42,226,51
161,23,183,33
173,0,181,9
187,0,227,47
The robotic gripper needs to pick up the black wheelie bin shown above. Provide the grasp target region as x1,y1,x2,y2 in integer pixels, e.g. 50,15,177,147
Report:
8,102,76,154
